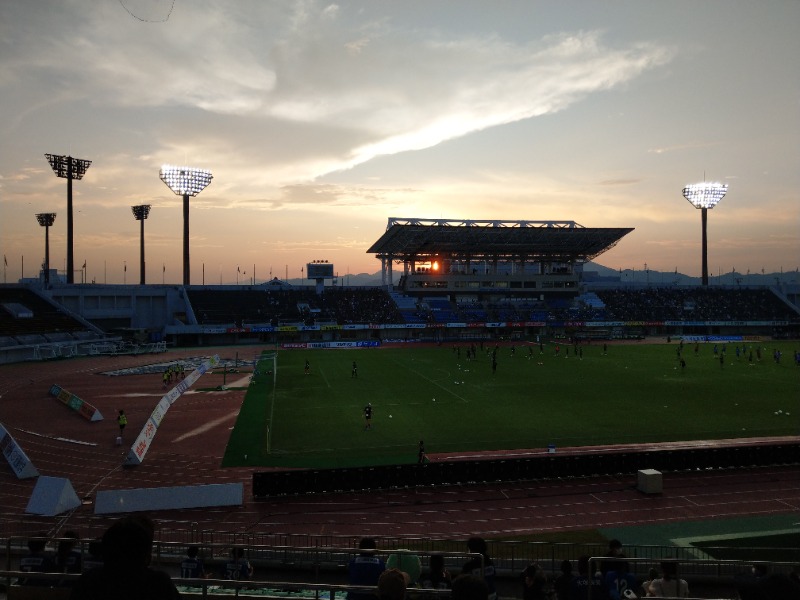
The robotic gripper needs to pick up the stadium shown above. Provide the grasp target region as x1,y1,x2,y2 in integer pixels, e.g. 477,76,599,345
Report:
1,215,799,598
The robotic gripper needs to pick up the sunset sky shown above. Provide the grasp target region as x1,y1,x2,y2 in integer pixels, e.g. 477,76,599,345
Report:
1,1,798,285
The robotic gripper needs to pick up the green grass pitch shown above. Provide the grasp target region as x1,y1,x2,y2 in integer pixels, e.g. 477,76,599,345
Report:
222,341,800,469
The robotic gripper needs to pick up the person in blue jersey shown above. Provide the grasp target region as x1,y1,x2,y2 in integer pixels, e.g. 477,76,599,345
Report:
55,530,82,586
180,545,206,579
603,559,638,600
570,555,606,600
348,537,385,600
223,547,253,580
461,537,497,600
19,535,56,587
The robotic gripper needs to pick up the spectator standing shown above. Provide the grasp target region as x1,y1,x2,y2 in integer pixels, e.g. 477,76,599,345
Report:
552,559,574,600
223,547,253,580
347,537,386,600
56,530,82,586
451,574,489,600
603,559,638,600
82,539,103,572
19,536,55,587
378,568,408,600
461,537,497,600
647,560,688,598
640,567,660,598
570,555,604,600
521,562,553,600
600,539,626,576
421,553,451,590
387,550,422,587
180,545,206,579
69,515,180,600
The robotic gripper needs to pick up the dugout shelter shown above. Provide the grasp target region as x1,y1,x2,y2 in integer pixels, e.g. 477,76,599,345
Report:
367,217,633,305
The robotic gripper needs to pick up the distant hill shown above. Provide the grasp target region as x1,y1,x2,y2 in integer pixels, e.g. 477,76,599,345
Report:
582,262,799,287
277,263,798,288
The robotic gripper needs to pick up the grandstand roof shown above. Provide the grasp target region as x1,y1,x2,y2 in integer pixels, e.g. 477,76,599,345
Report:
366,218,634,262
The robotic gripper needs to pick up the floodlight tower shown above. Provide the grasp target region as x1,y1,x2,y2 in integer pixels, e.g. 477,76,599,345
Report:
131,204,152,285
36,212,57,287
682,182,728,286
45,154,92,284
159,165,213,285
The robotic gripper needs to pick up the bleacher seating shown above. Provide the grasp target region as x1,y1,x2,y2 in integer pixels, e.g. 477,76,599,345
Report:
187,288,404,326
0,287,93,342
596,287,800,321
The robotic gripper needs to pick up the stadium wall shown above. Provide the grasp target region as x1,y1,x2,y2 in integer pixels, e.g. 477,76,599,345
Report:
253,440,800,498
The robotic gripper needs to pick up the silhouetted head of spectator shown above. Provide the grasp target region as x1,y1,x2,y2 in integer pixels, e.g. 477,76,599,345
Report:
607,539,623,556
660,560,678,580
58,530,79,557
559,560,572,576
187,545,200,559
752,563,768,578
378,568,408,600
576,555,591,576
358,537,377,555
452,574,489,600
466,537,488,557
102,516,155,570
429,553,445,574
27,536,47,554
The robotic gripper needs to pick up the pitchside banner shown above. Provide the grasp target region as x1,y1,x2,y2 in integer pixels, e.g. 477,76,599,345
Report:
124,355,220,466
49,384,104,422
0,422,39,479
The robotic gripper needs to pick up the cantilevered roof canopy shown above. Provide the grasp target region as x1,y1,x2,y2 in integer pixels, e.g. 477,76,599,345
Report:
367,218,633,263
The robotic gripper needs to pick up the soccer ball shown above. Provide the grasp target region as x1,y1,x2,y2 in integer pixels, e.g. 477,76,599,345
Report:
389,415,393,418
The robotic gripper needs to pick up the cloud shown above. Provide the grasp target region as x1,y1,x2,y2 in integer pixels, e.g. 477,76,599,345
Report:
0,2,673,190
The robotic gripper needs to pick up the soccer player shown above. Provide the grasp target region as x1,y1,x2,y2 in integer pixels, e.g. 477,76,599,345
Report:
304,359,310,375
364,403,373,430
352,361,358,378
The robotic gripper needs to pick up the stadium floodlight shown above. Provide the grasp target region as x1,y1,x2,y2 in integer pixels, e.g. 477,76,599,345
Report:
159,165,213,285
45,154,92,284
35,212,57,287
131,204,152,285
683,182,728,286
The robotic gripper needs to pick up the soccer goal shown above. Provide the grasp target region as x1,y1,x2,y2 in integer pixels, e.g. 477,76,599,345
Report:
259,351,277,454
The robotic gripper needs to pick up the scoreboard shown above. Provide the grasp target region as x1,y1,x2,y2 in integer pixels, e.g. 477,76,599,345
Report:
306,262,334,279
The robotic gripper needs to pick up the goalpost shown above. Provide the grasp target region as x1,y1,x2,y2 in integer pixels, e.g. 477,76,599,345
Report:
260,351,277,454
